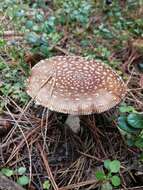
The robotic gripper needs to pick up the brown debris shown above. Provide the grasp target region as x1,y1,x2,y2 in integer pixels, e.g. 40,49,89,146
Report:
0,115,12,138
0,173,25,190
139,75,143,87
24,52,45,68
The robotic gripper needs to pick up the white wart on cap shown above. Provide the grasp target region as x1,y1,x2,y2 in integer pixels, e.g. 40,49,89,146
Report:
26,56,126,115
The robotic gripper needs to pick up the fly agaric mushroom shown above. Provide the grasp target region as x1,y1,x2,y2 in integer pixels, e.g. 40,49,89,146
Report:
26,56,126,131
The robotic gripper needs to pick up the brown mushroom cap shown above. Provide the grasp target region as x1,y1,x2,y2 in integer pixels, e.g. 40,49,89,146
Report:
26,56,126,115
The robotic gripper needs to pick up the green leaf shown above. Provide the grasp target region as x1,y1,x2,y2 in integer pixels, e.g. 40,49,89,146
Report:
33,25,40,32
101,182,113,190
126,138,135,147
137,62,143,72
139,153,143,161
127,113,143,129
26,32,39,44
43,180,51,189
0,39,6,47
0,62,6,70
104,159,111,170
17,167,26,175
111,175,121,186
40,45,49,56
25,20,34,29
119,105,136,113
109,160,120,173
118,116,140,133
35,13,44,22
95,171,106,180
134,138,143,148
17,176,29,186
1,168,14,177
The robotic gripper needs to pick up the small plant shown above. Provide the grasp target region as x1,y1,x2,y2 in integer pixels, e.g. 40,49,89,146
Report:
17,175,29,186
118,104,143,148
54,0,92,26
0,0,61,57
43,180,51,190
95,159,121,190
1,168,14,177
0,60,29,112
0,166,29,187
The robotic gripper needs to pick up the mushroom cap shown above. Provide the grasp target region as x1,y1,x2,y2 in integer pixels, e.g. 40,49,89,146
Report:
26,56,126,115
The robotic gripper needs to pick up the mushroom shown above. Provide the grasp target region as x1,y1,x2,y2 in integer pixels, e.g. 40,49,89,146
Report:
26,56,126,132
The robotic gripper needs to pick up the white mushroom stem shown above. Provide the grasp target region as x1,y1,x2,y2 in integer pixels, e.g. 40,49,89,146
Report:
65,115,80,133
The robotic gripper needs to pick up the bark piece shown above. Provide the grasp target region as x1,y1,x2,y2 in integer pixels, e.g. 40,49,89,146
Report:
0,174,25,190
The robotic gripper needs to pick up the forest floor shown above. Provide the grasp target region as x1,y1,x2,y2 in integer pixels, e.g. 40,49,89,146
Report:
0,1,143,190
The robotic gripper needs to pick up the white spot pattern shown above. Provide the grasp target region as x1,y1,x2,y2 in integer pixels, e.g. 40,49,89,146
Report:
26,56,126,114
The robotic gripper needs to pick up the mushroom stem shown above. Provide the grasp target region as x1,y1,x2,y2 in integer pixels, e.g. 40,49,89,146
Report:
65,115,80,133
